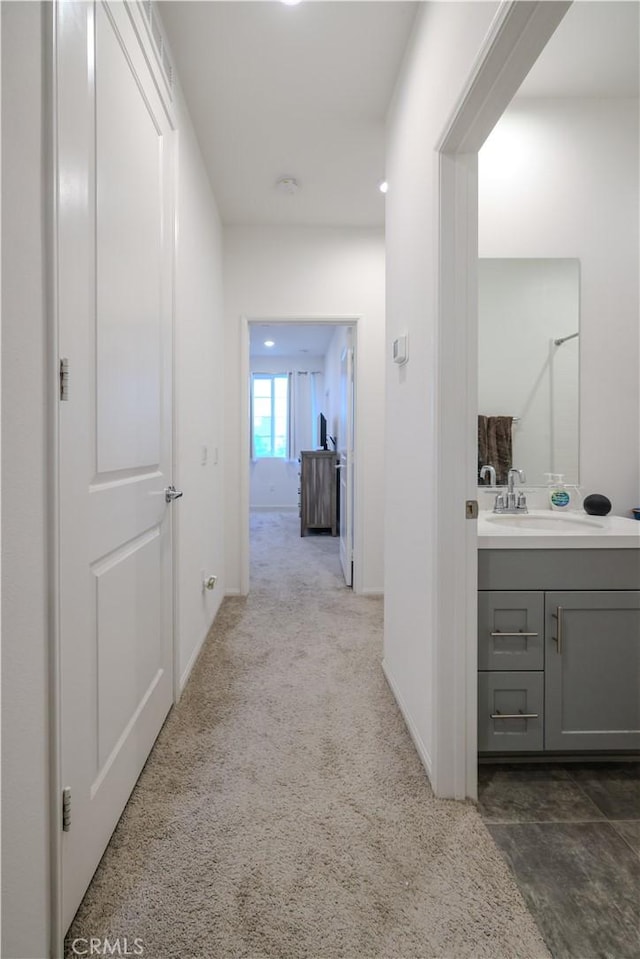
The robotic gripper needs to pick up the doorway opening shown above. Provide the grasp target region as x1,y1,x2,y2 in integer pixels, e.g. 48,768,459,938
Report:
240,317,359,595
474,7,640,955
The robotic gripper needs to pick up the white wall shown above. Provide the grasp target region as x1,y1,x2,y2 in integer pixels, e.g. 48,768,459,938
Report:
174,83,226,690
383,2,500,785
0,7,227,953
250,355,324,374
1,5,51,957
224,226,385,594
249,355,325,510
479,97,639,515
324,326,350,451
250,457,299,509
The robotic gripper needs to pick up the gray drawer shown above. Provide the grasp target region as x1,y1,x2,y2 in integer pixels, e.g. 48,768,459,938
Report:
478,671,544,752
479,549,640,591
478,591,544,670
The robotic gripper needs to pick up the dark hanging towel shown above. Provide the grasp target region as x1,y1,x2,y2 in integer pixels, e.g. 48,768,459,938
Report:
478,415,513,485
478,415,489,481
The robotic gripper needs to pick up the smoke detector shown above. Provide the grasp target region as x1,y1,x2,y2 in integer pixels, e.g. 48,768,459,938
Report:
275,176,300,196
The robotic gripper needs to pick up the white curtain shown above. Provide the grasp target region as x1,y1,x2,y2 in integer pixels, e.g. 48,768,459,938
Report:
288,371,324,459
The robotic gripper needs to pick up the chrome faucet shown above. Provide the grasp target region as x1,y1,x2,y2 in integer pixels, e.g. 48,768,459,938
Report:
493,468,528,514
479,465,496,486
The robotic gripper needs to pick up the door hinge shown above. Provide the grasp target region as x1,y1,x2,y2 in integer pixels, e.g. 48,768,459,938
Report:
59,357,70,401
465,499,479,519
62,786,71,831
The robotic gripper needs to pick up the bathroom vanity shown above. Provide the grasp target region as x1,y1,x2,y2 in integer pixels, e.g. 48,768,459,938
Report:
477,511,640,756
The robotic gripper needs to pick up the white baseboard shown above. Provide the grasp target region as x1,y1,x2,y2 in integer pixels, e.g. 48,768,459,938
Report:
179,598,223,694
179,639,203,696
382,658,433,785
250,505,298,512
223,587,243,596
359,587,384,597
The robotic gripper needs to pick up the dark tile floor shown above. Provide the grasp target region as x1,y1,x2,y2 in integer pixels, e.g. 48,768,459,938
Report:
477,762,640,959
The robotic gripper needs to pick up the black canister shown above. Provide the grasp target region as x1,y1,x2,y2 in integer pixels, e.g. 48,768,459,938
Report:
583,493,612,516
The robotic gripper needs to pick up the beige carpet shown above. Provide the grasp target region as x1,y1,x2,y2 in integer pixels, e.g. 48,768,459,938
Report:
66,511,549,959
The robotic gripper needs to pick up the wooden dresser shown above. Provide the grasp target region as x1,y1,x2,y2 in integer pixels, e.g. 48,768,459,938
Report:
299,451,337,536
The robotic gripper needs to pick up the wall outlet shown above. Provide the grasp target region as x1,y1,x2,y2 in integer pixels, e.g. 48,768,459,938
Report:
202,572,217,591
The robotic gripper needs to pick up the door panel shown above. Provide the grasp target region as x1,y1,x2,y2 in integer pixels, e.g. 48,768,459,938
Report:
96,14,163,473
57,1,175,931
94,529,163,767
339,330,354,586
545,591,640,751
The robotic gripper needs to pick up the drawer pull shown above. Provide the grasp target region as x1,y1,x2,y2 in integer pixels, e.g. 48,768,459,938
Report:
490,710,539,720
551,606,563,654
490,631,538,637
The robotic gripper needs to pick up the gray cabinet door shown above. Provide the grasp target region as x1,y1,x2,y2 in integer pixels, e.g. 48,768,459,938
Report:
478,591,544,670
478,671,544,752
545,591,640,751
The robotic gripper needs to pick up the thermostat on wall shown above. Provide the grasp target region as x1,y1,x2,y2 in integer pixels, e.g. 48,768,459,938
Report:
392,334,408,365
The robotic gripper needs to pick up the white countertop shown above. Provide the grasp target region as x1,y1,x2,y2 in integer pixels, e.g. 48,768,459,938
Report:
478,509,640,549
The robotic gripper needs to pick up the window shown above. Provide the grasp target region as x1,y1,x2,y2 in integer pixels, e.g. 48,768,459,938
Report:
251,373,288,458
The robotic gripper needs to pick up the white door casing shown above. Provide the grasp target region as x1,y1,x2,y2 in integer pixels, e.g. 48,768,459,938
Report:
56,1,176,930
434,0,571,799
339,330,355,587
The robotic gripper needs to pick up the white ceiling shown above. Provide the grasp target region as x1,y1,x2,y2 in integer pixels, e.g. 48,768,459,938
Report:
161,1,418,228
517,1,639,98
160,1,639,231
249,322,338,358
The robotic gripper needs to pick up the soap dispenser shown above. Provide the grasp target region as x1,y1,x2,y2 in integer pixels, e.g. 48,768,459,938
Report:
545,473,572,511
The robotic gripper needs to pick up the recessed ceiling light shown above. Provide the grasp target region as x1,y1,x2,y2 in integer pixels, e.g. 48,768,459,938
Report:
379,180,388,194
264,340,275,348
281,0,302,6
275,176,300,196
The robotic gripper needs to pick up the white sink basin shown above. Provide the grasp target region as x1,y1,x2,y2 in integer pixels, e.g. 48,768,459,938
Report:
484,512,605,531
478,509,640,548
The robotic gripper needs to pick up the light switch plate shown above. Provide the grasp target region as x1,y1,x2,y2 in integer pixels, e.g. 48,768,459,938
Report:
392,334,408,365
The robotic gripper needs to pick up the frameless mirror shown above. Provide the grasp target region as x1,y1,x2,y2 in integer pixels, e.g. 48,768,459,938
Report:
478,258,580,487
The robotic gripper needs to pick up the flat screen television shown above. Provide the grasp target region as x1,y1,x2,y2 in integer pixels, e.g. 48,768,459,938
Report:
318,412,328,450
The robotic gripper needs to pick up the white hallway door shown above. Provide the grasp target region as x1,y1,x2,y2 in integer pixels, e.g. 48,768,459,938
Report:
338,330,355,587
57,2,176,930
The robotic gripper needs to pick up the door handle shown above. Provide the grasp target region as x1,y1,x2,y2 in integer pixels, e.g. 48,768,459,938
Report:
165,485,183,503
490,711,539,720
551,606,563,653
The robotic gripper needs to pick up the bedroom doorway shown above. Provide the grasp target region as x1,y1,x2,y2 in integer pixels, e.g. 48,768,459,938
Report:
240,317,359,593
